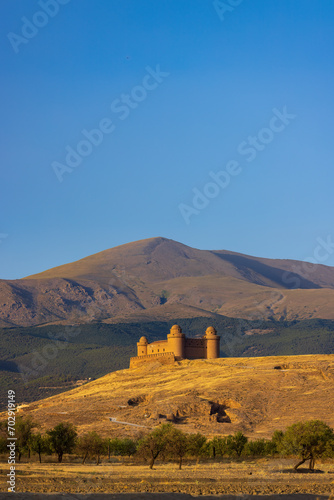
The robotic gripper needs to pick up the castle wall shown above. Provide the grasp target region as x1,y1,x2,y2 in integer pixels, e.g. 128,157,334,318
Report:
146,340,170,355
130,351,175,369
184,338,206,359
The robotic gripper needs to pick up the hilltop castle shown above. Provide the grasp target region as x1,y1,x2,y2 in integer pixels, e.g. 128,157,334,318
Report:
129,324,220,368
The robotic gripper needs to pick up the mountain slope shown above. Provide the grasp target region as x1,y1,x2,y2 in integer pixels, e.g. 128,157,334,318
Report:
1,237,334,327
25,237,334,289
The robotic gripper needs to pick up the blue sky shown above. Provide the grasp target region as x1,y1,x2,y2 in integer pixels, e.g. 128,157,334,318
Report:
1,0,334,279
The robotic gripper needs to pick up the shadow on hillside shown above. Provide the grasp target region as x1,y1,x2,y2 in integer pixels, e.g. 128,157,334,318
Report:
0,360,20,372
213,252,322,289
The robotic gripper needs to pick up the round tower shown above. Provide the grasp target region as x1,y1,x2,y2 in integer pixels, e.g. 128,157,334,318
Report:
204,326,220,359
167,324,185,359
137,336,148,356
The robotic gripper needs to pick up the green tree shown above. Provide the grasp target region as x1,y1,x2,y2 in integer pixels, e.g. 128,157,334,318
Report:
165,426,188,470
279,420,334,470
16,416,38,461
186,433,207,462
77,432,105,464
136,423,172,469
208,436,229,459
28,433,51,463
227,431,248,457
267,430,284,455
244,438,268,456
47,422,77,463
109,438,137,457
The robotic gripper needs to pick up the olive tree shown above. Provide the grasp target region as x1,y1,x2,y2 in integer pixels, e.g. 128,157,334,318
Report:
207,436,229,459
77,431,105,464
136,423,173,469
28,433,51,463
47,422,77,463
16,416,38,461
109,437,137,457
165,426,188,470
186,432,207,463
279,420,334,470
227,431,248,457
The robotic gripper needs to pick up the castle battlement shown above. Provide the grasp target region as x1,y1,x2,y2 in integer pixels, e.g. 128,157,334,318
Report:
129,324,220,368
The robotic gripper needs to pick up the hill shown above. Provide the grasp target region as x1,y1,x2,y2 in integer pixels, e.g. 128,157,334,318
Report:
1,317,334,410
14,354,334,440
1,237,334,327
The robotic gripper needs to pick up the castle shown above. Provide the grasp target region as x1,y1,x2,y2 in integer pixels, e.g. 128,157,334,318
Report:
129,324,220,368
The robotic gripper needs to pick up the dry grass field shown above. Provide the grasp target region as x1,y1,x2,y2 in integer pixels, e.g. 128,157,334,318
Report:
1,459,334,495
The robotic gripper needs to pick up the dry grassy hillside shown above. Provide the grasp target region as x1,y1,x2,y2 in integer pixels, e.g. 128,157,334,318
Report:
15,354,334,440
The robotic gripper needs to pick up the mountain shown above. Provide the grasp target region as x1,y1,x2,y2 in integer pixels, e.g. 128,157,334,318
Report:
1,237,334,327
12,354,334,440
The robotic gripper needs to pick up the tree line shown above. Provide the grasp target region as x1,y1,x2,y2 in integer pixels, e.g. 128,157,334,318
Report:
0,417,333,470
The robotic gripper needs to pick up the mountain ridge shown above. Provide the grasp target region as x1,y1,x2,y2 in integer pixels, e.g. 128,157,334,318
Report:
1,237,334,327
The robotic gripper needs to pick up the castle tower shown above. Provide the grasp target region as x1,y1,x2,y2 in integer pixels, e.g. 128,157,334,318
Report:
167,324,185,360
204,326,220,359
137,336,148,356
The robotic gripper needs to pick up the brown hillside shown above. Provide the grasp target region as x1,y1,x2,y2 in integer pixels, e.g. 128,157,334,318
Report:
1,237,334,326
15,354,334,440
25,237,334,289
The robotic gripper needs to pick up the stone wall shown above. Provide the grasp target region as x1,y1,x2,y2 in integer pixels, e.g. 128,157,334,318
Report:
184,337,206,359
129,351,175,369
146,340,169,355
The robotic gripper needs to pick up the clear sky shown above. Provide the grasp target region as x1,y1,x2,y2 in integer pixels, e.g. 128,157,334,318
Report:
1,0,334,279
